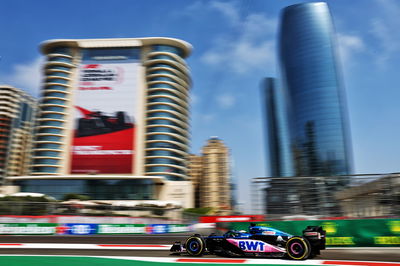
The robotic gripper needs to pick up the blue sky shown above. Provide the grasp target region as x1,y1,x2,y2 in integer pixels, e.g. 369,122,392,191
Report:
1,0,400,212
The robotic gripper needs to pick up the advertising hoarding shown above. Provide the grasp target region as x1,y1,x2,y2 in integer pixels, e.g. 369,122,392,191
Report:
200,215,265,223
168,224,192,233
57,223,98,235
71,48,140,174
0,223,56,235
97,224,146,234
145,224,168,234
0,223,192,235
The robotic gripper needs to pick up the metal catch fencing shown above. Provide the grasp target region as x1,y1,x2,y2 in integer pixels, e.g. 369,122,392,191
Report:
251,173,400,219
0,200,183,221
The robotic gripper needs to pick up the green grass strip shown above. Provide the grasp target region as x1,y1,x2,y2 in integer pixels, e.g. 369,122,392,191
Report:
0,256,316,266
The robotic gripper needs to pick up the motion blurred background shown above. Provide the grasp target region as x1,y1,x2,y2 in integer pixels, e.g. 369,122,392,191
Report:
0,0,398,249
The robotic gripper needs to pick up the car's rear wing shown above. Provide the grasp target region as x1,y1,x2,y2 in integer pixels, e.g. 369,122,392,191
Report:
303,226,326,252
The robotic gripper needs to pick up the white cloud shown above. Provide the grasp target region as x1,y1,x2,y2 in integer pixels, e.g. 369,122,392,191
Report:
217,93,236,109
369,0,400,66
210,1,240,26
190,94,199,105
370,18,398,66
375,0,400,18
200,1,276,74
1,57,44,97
179,1,204,16
201,114,215,123
336,33,366,65
202,51,223,65
241,13,276,39
202,37,274,74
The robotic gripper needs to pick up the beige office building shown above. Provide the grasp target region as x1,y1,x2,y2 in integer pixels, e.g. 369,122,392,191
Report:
188,154,203,208
188,137,232,214
5,38,194,208
0,85,36,182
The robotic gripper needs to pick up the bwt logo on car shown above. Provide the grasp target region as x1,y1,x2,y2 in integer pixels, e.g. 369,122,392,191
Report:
230,240,266,252
239,240,265,251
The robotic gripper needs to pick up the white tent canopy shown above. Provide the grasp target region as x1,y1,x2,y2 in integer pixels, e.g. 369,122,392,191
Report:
11,192,47,197
61,200,98,206
10,192,56,200
112,200,182,208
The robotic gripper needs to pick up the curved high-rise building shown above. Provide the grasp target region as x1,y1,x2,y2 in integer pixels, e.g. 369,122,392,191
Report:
279,2,352,176
263,78,294,178
30,38,191,179
5,38,194,207
144,44,191,181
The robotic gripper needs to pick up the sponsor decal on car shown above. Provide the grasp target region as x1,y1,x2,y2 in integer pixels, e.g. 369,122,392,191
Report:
262,230,276,235
227,239,285,253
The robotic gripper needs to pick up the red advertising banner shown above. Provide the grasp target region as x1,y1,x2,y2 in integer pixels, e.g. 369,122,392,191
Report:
199,215,266,223
71,51,139,174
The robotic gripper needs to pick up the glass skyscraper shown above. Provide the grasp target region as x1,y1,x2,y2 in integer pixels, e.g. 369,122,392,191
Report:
278,2,352,177
263,78,294,177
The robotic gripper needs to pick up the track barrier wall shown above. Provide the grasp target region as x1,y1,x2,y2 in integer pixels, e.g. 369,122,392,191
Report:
223,219,400,247
0,223,191,235
0,215,181,224
1,219,399,248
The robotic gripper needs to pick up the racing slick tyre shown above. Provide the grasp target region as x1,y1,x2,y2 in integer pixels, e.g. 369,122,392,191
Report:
285,237,311,260
185,235,206,256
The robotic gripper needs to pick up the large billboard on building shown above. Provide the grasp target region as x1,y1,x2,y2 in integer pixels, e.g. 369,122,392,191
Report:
70,48,140,174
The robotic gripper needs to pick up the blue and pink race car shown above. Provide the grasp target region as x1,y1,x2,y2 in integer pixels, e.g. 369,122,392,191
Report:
170,223,326,260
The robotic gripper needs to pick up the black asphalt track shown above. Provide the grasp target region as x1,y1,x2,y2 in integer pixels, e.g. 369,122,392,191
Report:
0,235,398,262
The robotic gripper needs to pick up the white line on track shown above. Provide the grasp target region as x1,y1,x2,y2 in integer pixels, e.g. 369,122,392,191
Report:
0,255,399,265
101,256,324,264
0,243,171,250
0,243,399,252
326,247,400,250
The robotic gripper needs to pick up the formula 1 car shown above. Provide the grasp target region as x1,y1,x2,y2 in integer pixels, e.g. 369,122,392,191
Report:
75,107,133,137
170,224,325,260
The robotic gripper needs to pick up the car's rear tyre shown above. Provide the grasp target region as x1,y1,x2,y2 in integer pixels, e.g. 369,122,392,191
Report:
286,237,311,260
185,235,206,256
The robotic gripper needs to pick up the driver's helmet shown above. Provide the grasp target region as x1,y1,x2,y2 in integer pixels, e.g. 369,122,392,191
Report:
249,225,266,235
225,230,240,238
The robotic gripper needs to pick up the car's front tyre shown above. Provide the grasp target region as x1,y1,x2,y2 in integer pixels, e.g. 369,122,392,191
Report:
185,235,206,256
